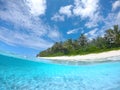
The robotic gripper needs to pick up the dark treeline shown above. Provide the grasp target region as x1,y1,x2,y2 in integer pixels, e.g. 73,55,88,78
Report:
37,25,120,57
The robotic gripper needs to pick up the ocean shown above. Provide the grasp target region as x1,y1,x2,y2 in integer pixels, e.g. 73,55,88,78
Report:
0,53,120,90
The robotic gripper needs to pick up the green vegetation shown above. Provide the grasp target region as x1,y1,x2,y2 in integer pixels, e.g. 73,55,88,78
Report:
37,25,120,57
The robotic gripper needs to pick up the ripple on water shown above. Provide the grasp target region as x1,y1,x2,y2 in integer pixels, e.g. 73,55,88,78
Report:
0,54,120,90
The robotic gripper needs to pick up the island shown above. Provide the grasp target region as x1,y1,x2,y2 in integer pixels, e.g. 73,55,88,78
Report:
37,25,120,61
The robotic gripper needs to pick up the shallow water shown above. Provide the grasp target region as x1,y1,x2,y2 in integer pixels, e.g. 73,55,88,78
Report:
0,53,120,90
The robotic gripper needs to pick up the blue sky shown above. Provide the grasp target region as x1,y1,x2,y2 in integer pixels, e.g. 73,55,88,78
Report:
0,0,120,57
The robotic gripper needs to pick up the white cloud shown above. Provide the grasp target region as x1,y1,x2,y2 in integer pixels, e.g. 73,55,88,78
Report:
85,12,103,28
67,29,79,34
48,29,62,41
73,0,101,28
112,0,120,11
59,5,73,17
52,0,101,28
92,12,120,38
67,28,83,34
87,29,97,36
51,5,73,21
73,0,99,18
116,12,120,25
51,13,65,21
0,27,53,49
26,0,46,16
0,0,61,49
85,28,98,40
103,12,120,29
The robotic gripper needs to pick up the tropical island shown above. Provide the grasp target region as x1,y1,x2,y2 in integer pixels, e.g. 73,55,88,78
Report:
37,25,120,61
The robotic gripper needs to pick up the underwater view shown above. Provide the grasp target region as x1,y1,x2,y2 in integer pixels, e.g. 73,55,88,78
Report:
0,53,120,90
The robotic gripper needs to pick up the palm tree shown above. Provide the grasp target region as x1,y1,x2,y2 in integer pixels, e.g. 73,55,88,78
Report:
63,39,72,49
78,34,88,47
73,40,79,50
113,25,120,46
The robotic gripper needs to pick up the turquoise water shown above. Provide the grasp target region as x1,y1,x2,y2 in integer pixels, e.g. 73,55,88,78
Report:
0,53,120,90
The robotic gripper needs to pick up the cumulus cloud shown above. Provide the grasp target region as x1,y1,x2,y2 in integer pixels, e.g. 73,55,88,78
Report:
112,0,120,11
52,0,101,28
48,29,62,41
73,0,99,18
59,5,73,17
0,0,61,49
73,0,101,28
51,13,64,21
26,0,46,16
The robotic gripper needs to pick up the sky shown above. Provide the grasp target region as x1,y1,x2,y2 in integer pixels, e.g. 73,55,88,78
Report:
0,0,120,57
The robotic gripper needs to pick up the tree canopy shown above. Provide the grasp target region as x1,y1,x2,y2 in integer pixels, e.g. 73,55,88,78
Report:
37,25,120,57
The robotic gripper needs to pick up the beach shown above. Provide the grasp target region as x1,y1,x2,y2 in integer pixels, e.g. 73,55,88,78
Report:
40,50,120,61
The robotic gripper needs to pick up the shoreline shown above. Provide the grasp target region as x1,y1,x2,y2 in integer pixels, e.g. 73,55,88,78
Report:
39,50,120,62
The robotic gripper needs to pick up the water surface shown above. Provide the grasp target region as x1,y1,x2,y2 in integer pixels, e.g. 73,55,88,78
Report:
0,53,120,90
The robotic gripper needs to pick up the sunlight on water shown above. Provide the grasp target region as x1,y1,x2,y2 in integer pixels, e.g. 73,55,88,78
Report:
0,53,120,90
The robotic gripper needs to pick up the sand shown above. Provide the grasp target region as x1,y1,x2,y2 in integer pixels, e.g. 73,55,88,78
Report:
39,50,120,62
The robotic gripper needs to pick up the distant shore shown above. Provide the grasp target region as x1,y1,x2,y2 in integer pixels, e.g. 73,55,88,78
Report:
39,50,120,62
